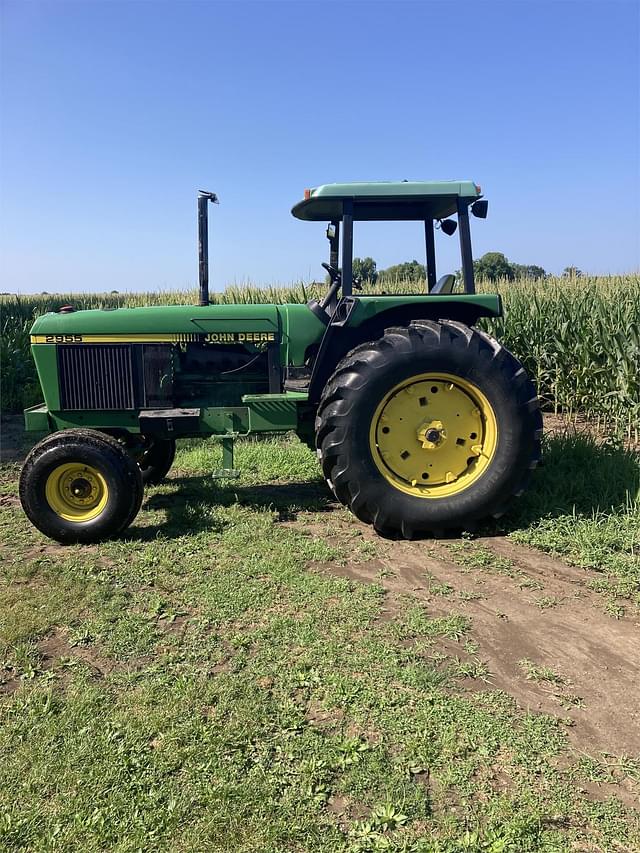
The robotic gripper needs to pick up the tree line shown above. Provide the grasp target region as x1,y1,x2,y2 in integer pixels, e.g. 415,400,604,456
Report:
346,254,583,284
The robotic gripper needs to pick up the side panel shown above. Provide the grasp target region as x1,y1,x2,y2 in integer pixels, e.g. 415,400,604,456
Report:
29,303,285,422
25,303,321,436
26,395,309,437
31,344,61,411
279,304,327,366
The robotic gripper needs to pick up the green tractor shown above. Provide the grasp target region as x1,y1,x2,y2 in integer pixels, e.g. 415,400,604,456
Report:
19,181,542,544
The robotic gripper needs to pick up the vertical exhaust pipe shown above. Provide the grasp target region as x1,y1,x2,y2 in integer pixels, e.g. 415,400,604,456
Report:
197,190,219,306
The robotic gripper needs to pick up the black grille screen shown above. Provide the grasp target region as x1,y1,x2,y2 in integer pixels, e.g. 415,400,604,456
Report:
142,345,174,408
58,345,135,410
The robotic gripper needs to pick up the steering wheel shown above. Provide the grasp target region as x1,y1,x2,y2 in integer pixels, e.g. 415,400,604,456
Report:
321,261,364,293
321,262,340,282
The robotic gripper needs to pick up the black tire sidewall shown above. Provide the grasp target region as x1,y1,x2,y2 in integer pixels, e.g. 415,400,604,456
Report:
140,438,176,485
20,436,142,544
326,331,536,529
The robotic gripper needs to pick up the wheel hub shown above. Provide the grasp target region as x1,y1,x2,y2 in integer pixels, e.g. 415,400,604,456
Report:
70,477,93,499
45,463,109,521
417,420,446,449
370,374,498,498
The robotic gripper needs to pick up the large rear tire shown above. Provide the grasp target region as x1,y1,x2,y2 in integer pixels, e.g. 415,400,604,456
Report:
315,321,542,538
19,429,144,544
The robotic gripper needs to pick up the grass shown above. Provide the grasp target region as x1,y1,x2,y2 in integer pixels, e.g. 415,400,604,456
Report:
2,274,639,439
1,433,639,851
518,660,567,687
508,432,640,614
445,543,517,577
442,430,640,614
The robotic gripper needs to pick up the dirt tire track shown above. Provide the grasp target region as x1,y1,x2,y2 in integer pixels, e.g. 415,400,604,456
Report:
310,518,640,758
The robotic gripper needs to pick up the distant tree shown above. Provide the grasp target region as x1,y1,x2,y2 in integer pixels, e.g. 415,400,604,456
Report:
512,263,547,279
324,256,377,285
562,266,583,278
352,257,377,284
379,259,426,283
473,252,515,281
110,289,120,294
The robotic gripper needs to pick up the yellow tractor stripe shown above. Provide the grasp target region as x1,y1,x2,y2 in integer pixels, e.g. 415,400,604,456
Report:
30,332,278,344
30,334,185,344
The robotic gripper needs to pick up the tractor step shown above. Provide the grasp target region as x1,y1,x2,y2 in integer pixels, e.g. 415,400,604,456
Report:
283,378,309,392
242,391,307,432
139,408,201,437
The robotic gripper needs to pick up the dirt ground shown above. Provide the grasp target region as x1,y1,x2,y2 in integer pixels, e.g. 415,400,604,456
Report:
3,412,639,769
0,415,44,463
306,515,640,763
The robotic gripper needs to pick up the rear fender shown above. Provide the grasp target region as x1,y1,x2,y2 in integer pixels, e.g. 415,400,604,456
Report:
307,295,502,403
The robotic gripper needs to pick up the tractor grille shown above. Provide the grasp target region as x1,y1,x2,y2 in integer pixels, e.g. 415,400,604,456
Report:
58,345,135,410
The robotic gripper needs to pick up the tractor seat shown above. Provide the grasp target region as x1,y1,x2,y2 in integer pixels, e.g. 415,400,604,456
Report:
430,274,456,294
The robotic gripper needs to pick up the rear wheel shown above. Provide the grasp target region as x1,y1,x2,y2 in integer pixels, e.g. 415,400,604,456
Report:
315,320,542,538
138,437,176,485
19,429,144,544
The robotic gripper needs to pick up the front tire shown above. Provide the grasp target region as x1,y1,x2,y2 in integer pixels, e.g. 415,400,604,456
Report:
138,437,176,485
19,429,144,544
315,321,542,538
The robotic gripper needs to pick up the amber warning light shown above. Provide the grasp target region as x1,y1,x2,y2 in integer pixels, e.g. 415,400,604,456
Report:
304,188,311,200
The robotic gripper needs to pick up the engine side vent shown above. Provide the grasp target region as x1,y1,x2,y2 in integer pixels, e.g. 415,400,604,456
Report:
58,345,135,410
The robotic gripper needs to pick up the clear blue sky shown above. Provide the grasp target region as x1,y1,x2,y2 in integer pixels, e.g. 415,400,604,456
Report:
1,0,638,294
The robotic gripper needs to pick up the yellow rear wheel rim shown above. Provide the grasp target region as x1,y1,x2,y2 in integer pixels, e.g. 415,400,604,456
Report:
45,463,109,522
369,372,498,499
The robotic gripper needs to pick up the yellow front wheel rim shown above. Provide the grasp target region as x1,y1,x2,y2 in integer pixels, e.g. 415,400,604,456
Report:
45,463,109,522
369,372,498,499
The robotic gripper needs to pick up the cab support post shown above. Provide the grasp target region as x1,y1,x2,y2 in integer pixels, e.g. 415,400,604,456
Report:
424,219,436,291
341,199,354,297
325,219,341,314
457,197,475,294
329,219,340,270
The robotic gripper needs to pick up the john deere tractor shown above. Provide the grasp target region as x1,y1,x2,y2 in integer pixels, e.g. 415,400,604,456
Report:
19,182,542,543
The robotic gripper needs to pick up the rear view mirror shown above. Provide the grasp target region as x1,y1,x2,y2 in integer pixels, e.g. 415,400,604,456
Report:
471,200,488,218
439,219,457,236
326,224,336,240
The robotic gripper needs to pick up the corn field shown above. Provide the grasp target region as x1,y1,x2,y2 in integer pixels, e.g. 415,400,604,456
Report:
1,275,639,440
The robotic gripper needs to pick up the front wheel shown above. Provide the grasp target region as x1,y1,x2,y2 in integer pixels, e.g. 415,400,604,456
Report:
315,320,542,538
19,429,144,544
138,437,176,485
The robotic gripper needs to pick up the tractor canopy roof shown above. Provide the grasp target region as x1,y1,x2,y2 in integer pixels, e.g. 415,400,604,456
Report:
291,180,481,222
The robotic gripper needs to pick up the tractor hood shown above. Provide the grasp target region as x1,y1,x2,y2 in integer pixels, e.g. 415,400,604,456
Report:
30,303,281,341
30,302,328,368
